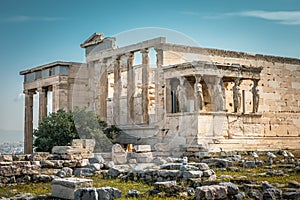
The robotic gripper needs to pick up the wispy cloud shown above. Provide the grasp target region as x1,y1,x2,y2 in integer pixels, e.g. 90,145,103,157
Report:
228,10,300,25
2,15,65,23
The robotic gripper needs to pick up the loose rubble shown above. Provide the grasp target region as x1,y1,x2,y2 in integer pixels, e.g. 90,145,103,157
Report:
0,140,300,199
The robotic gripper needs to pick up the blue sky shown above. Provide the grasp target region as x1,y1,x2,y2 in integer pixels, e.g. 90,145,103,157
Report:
0,0,299,133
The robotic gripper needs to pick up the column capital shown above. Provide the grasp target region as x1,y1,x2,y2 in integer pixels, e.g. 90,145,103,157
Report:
37,87,47,93
253,79,259,86
112,55,121,60
194,74,202,82
140,48,149,54
125,52,134,57
23,90,35,95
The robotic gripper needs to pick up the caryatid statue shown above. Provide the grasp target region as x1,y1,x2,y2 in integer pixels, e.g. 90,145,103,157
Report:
233,78,241,113
214,77,225,111
177,77,187,112
194,75,204,111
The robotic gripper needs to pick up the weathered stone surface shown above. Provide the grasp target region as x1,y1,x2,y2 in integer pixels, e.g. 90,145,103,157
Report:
262,188,282,200
74,168,94,177
160,163,182,170
195,185,228,200
107,167,129,178
0,155,13,162
30,152,50,161
133,145,151,152
193,163,210,171
282,191,300,200
89,154,105,164
74,188,98,200
51,178,93,200
126,190,139,198
97,187,122,200
111,144,126,165
243,161,257,168
56,167,73,178
202,158,233,168
152,157,167,165
32,174,53,183
202,169,215,177
183,171,203,180
288,180,300,188
112,144,125,153
220,182,239,195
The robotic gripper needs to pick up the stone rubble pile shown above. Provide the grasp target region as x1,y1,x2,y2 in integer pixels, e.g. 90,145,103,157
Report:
0,139,95,185
1,141,300,200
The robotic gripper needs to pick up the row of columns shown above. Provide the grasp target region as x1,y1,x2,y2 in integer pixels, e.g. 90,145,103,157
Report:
233,78,259,113
24,88,47,154
24,83,68,154
174,75,260,113
112,49,150,125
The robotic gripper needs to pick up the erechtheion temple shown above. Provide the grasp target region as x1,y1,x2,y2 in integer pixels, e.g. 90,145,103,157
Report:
20,33,300,155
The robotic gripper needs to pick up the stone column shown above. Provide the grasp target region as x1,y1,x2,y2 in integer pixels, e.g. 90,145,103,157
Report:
141,49,149,124
194,75,203,112
177,77,187,112
113,56,121,125
38,87,47,122
154,48,164,125
24,90,34,154
252,79,259,113
233,78,241,113
99,60,108,120
126,52,134,124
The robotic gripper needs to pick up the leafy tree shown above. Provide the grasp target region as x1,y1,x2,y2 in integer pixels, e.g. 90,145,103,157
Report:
33,109,78,152
33,108,121,153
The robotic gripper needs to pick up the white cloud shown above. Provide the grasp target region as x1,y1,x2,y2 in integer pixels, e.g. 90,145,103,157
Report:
2,15,65,23
229,10,300,25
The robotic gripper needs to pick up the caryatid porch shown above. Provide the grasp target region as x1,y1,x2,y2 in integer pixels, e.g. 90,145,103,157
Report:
163,61,263,150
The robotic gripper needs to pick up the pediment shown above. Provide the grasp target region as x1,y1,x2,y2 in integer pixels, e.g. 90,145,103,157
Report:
80,33,105,48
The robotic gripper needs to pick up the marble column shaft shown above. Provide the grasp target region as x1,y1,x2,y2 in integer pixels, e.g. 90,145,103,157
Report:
99,60,108,120
38,87,47,122
24,90,34,154
126,53,134,123
113,56,121,124
141,49,149,124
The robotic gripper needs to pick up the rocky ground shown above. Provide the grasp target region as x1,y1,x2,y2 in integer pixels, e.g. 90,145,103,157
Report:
0,150,299,200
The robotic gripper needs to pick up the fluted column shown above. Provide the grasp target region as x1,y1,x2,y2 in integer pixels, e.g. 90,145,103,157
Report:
24,90,34,154
99,59,108,120
141,49,149,124
126,52,135,124
113,56,121,124
38,87,47,122
154,48,164,125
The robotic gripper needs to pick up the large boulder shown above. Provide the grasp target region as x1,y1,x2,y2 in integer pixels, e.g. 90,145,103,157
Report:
51,178,93,200
195,185,228,200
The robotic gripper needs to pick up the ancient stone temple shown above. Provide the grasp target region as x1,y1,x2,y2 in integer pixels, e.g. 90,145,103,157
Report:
20,33,300,155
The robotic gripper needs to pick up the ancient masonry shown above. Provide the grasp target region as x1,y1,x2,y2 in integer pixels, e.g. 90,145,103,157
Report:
20,33,300,154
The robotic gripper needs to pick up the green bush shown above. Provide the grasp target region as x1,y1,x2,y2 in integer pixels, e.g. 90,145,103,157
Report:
33,108,120,152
